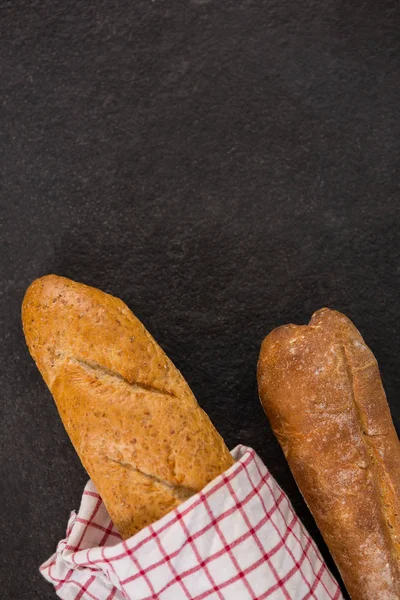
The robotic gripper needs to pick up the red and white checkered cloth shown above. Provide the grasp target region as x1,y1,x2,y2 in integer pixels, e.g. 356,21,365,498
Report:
41,445,343,600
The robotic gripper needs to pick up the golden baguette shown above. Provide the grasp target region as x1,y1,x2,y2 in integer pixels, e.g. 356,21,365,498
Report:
22,275,233,538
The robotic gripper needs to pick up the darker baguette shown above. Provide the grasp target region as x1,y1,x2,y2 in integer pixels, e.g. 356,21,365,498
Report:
257,308,400,600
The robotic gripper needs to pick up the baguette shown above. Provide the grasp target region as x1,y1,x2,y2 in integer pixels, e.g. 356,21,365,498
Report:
22,275,233,538
257,308,400,600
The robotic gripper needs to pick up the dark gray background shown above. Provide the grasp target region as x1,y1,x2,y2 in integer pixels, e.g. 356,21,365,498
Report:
1,1,399,598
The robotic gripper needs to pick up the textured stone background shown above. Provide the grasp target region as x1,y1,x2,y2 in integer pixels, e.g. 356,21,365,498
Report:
1,1,399,598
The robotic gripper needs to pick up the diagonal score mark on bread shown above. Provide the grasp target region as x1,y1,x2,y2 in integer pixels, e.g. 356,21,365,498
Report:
106,457,194,501
73,356,179,399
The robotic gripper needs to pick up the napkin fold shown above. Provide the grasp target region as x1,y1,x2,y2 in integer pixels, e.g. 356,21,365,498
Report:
41,445,343,600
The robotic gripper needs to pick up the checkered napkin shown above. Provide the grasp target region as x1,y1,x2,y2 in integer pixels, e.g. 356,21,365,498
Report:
41,445,343,600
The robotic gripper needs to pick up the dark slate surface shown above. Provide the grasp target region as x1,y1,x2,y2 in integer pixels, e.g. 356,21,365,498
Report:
1,1,400,598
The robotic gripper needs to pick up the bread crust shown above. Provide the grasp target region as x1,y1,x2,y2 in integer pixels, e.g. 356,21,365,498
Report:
22,275,233,538
257,308,400,600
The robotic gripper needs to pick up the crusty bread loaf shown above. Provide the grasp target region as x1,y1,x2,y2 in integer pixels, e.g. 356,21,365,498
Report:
22,275,233,538
257,308,400,600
